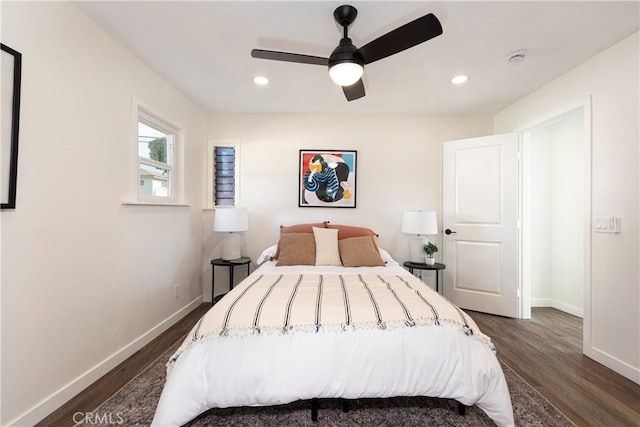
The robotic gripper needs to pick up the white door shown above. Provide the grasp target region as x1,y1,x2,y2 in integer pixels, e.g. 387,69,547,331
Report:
442,133,520,318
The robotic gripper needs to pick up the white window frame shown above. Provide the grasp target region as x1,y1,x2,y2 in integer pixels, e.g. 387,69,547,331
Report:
129,98,185,205
207,139,240,208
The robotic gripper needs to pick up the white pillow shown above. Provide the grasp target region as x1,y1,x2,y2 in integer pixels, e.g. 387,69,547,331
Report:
378,247,399,265
256,244,277,265
312,227,342,266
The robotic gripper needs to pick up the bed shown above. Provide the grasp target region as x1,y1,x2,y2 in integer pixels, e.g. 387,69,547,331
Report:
152,223,514,426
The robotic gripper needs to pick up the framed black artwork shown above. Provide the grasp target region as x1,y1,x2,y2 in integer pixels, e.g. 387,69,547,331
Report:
1,43,22,210
299,149,357,208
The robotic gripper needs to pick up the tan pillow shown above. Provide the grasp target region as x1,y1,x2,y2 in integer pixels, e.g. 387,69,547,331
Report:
339,236,385,267
313,227,342,266
276,233,316,266
272,222,326,260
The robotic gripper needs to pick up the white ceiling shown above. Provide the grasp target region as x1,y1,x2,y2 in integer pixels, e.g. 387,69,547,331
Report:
75,1,639,115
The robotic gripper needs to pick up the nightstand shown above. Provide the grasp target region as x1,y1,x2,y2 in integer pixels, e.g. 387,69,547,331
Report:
403,261,446,293
211,258,251,305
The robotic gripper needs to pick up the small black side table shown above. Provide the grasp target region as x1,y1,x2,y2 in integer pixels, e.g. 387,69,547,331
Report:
211,258,251,305
403,261,446,293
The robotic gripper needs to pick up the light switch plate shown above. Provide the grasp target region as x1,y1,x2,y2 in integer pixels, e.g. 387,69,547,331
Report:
594,216,621,233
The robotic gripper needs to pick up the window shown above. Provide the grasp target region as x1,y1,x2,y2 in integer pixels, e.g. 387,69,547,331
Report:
214,146,235,206
208,140,240,208
134,105,182,203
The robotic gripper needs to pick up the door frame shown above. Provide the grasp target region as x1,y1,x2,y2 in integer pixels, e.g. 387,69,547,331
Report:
517,97,592,347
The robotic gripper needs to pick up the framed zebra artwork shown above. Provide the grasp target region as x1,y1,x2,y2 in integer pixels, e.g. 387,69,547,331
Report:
299,149,357,208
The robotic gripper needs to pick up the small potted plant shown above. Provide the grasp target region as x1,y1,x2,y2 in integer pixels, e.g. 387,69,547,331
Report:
423,242,438,265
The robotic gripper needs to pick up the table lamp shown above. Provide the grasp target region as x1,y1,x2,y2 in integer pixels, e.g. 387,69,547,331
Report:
213,208,249,260
402,210,438,263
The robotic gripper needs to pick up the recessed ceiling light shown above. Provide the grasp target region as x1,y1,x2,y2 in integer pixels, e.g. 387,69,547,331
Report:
253,76,269,86
450,75,468,85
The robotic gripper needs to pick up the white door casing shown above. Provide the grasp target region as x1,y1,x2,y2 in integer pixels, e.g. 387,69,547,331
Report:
442,133,520,318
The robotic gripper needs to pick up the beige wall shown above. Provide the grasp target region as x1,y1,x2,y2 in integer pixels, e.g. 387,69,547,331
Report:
495,32,639,383
202,113,493,300
0,2,206,424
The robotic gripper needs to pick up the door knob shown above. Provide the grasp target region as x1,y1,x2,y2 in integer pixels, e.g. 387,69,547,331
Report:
445,229,457,235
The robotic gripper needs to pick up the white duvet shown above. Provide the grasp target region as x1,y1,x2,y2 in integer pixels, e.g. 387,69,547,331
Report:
152,259,514,426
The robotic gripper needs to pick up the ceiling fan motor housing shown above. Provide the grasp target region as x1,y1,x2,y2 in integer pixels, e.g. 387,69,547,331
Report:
329,5,363,69
328,38,364,68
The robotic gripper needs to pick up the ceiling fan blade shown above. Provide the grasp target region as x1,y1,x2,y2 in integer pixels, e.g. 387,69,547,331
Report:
357,13,443,65
342,79,365,101
251,49,329,66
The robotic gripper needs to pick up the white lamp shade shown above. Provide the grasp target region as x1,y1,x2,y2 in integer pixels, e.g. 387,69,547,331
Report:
214,208,248,260
329,62,363,86
402,210,438,235
213,208,249,232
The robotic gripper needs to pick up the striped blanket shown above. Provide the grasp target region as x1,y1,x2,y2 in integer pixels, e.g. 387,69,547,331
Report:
169,273,493,371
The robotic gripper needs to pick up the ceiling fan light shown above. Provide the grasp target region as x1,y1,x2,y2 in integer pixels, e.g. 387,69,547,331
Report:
329,62,363,86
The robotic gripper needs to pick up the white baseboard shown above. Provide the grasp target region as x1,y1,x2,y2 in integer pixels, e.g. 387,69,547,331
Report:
584,345,640,385
551,300,583,318
531,298,583,318
8,297,203,427
531,298,551,307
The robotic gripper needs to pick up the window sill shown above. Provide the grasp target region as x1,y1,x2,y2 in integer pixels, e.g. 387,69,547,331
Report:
122,200,191,207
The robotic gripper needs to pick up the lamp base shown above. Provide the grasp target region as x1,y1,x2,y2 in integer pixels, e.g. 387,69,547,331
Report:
221,232,242,260
409,235,427,263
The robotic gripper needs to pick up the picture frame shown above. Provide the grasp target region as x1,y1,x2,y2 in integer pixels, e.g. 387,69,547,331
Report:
299,149,357,208
1,43,22,210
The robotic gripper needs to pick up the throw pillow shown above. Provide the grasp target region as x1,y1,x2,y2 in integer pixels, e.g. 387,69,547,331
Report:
276,233,316,266
312,226,342,266
339,236,386,267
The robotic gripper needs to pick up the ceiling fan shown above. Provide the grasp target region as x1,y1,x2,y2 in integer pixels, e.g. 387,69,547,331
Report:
251,5,443,102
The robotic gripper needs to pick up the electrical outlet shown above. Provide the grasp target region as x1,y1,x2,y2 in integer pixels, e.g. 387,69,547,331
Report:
174,283,180,299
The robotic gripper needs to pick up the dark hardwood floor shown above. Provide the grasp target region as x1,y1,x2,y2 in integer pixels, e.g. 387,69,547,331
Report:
471,308,640,427
39,305,639,427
